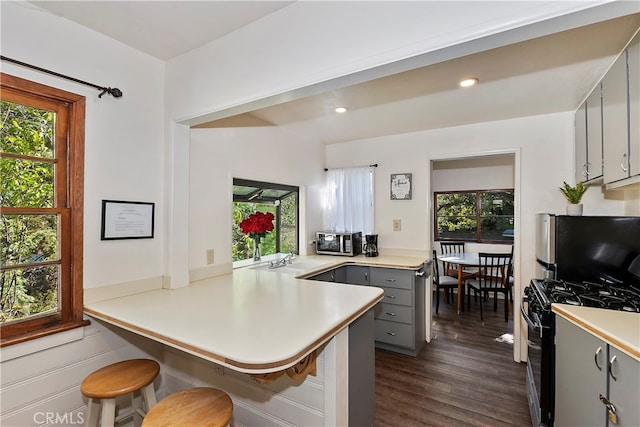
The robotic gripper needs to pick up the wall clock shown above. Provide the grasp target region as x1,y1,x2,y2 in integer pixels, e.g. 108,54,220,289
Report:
390,173,412,200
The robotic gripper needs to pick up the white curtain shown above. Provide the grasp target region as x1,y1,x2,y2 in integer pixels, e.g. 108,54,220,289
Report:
322,166,374,234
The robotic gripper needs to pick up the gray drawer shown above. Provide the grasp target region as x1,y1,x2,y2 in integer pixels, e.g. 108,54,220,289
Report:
379,286,412,306
370,267,413,289
374,303,413,324
375,320,414,348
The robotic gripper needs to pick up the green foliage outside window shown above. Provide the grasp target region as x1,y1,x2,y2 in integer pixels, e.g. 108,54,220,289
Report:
435,190,514,242
232,191,298,262
1,101,59,323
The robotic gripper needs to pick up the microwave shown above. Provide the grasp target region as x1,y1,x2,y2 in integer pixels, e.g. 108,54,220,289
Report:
315,232,362,256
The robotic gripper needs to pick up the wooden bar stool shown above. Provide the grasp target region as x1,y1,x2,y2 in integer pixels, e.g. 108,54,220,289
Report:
142,387,233,427
81,359,160,427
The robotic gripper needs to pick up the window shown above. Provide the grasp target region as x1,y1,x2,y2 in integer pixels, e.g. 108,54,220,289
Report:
435,189,514,243
322,166,374,233
1,73,87,346
232,178,299,262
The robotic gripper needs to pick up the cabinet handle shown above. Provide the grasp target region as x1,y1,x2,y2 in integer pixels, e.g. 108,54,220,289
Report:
386,312,396,316
582,164,589,180
385,278,396,282
594,346,603,371
609,355,618,381
386,295,396,299
365,271,368,280
620,153,628,173
386,332,396,336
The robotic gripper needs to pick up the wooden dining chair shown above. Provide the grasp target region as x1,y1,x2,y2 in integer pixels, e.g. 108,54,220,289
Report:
465,252,512,322
439,242,476,279
432,250,459,313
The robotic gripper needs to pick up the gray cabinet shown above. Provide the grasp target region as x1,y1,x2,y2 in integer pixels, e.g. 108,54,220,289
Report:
370,267,426,357
307,266,345,283
345,265,369,286
575,83,604,183
603,32,640,186
307,263,427,357
555,316,640,427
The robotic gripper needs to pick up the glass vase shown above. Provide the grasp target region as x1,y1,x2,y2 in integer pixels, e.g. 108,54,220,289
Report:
253,237,262,261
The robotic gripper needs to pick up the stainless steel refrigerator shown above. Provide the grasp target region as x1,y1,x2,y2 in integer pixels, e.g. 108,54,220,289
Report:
535,213,640,286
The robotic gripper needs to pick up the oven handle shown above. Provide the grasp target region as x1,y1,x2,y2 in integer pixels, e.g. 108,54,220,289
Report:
520,294,546,338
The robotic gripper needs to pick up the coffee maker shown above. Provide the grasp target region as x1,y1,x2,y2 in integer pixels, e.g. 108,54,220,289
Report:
363,234,378,257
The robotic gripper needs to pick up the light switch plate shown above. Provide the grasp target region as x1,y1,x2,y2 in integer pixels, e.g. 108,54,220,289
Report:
393,219,402,231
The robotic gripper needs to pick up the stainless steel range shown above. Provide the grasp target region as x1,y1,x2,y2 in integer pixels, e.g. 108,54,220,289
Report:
524,214,640,427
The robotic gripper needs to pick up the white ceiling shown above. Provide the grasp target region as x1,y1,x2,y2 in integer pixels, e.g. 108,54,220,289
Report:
26,1,640,145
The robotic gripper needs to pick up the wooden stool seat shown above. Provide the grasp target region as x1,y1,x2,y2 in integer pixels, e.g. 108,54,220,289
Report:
142,387,233,427
81,359,160,427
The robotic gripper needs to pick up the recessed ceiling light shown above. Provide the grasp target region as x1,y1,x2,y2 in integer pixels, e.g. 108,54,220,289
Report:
334,106,348,113
459,78,479,88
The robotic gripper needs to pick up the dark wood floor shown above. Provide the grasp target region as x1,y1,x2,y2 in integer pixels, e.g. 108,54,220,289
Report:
374,292,532,427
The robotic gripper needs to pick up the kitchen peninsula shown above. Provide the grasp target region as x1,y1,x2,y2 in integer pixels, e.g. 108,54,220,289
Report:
83,255,427,426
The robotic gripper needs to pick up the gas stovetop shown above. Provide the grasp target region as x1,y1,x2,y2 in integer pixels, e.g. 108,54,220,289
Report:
532,278,640,313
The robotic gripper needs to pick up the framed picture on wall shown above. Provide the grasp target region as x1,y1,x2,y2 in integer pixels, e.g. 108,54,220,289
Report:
101,200,155,240
390,173,412,200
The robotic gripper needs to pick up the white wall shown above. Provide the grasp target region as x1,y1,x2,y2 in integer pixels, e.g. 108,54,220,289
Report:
432,155,515,192
1,2,166,289
189,127,325,275
1,3,166,423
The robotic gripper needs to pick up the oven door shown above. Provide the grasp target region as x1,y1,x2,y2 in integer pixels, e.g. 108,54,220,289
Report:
521,290,554,427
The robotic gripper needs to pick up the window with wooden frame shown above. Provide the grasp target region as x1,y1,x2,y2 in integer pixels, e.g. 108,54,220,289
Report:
434,189,514,243
1,73,88,346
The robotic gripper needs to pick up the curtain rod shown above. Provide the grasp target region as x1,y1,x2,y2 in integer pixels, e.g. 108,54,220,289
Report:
1,55,123,99
324,163,378,171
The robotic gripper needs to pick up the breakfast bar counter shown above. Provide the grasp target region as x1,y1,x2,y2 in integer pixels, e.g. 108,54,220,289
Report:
84,267,384,374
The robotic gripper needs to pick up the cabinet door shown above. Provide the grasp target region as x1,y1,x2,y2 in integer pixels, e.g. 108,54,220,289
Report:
555,316,607,427
603,50,630,184
345,265,369,286
628,33,639,177
586,83,603,180
608,347,640,427
575,101,588,182
308,269,336,282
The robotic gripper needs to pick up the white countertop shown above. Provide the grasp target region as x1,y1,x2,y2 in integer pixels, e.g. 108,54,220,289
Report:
84,255,432,374
552,304,640,362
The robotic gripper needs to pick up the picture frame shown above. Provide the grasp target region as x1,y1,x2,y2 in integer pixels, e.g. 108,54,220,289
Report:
390,173,412,200
101,200,155,240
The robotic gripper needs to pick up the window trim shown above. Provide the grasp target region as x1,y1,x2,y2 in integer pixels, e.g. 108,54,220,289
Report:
1,73,88,346
434,188,514,244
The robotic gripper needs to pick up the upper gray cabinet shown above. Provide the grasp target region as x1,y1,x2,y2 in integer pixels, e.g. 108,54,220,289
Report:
602,32,640,187
575,83,604,183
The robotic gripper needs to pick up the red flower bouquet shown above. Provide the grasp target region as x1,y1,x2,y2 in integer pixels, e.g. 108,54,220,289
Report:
240,211,274,261
239,211,275,241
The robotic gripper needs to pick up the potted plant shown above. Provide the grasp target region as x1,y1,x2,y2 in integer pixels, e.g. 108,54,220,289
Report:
559,181,587,216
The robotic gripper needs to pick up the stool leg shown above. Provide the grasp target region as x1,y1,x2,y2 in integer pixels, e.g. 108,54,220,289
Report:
100,398,116,427
85,398,100,427
141,383,157,412
131,390,143,427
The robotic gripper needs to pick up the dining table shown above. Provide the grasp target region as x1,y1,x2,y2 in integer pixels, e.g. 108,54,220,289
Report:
436,252,510,314
437,252,479,314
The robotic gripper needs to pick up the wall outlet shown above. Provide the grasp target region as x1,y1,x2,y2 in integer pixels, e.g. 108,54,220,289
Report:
206,249,215,265
393,219,402,231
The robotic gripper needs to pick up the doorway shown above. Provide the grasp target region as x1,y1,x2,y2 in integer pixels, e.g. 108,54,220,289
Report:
428,150,522,362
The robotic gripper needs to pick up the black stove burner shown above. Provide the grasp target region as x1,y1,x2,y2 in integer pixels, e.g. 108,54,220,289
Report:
536,278,640,313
